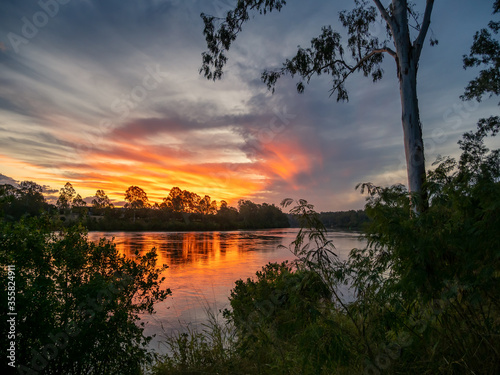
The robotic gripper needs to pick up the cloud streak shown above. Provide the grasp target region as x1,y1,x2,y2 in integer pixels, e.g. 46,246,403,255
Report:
0,0,499,210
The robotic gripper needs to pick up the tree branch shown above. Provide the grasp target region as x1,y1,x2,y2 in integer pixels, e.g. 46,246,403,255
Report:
413,0,434,58
380,46,397,59
372,0,395,33
353,48,397,70
200,0,287,80
327,47,396,96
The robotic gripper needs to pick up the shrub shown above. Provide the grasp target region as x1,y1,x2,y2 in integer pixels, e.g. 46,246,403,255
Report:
347,118,500,374
0,217,171,375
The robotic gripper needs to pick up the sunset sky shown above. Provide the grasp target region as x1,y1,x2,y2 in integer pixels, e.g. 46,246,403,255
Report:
0,0,498,210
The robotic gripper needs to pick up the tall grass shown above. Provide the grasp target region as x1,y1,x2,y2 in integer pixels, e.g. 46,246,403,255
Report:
152,308,240,375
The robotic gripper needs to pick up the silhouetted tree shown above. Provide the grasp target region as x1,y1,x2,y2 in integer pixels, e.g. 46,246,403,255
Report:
216,201,240,229
0,184,21,220
92,189,114,212
0,181,48,220
219,200,228,210
201,0,437,212
462,0,500,103
183,190,201,213
124,186,150,209
238,199,289,228
18,181,46,216
319,210,369,229
198,195,213,215
57,182,76,212
72,193,88,215
125,186,150,222
210,200,218,215
162,187,184,212
238,199,259,227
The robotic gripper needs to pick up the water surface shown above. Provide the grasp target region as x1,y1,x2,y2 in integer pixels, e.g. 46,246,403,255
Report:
87,228,365,352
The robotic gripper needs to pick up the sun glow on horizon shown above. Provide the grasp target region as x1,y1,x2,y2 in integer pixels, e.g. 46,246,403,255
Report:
1,116,323,206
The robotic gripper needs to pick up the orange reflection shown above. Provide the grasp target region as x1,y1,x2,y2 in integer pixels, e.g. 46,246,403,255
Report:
94,231,287,287
85,229,361,350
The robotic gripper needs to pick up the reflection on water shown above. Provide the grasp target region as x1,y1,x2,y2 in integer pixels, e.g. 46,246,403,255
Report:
109,231,285,268
87,228,364,353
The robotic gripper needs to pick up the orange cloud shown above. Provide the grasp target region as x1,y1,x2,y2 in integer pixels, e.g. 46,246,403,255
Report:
1,125,321,207
252,137,322,190
52,142,265,206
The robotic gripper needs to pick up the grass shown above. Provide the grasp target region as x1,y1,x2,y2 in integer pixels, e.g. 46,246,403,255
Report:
151,307,240,375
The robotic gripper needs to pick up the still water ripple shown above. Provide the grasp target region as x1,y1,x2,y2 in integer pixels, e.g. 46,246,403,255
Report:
88,228,365,353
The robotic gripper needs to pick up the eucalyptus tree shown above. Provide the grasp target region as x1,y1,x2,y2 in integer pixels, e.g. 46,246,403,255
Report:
72,193,88,216
200,0,436,212
124,186,150,222
124,186,150,209
462,0,500,104
91,189,114,211
17,181,45,216
57,182,77,212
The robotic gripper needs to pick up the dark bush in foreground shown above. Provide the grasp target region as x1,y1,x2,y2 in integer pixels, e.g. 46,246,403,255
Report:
0,218,171,375
153,118,499,374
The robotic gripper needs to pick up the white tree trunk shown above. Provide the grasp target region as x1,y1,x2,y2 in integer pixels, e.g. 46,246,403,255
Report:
399,54,426,197
393,0,427,212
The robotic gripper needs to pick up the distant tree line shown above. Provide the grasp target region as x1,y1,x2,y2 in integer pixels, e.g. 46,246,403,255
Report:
0,181,52,220
319,210,370,230
0,181,290,231
287,209,369,230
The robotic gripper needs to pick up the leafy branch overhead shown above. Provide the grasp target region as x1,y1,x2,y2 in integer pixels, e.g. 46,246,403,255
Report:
201,0,435,102
462,0,500,103
201,0,436,212
200,0,287,81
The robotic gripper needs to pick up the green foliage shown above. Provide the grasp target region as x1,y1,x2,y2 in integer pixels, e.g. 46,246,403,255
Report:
462,0,499,103
152,309,238,375
0,181,48,221
318,210,370,230
237,199,290,229
155,4,500,373
228,261,331,341
154,262,356,375
345,118,500,373
226,262,357,375
0,217,171,374
57,182,77,212
155,119,500,374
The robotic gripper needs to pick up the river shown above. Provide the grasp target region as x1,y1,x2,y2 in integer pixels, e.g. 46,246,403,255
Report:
87,228,365,353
